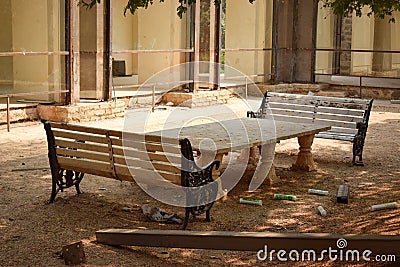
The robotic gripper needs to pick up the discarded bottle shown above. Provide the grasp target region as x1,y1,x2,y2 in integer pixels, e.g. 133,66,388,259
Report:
371,202,400,211
239,198,262,206
308,189,329,196
317,206,327,217
273,194,296,201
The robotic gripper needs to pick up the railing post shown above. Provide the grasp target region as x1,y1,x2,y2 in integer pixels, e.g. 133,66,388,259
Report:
245,77,248,100
6,96,10,132
152,84,156,112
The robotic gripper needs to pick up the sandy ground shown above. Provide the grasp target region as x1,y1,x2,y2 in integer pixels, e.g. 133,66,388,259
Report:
0,105,399,266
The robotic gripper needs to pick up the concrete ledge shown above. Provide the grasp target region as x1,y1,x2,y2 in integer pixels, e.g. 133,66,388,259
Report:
162,90,235,108
0,104,38,124
37,100,126,123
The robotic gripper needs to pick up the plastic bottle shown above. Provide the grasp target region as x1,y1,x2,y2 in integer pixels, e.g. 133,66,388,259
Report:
308,189,329,196
317,206,327,217
239,198,262,206
371,202,399,211
273,194,296,201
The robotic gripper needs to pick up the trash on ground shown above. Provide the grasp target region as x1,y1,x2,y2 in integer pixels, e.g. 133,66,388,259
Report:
239,198,262,206
141,205,183,224
317,206,327,217
371,202,399,211
337,184,350,204
273,194,296,201
156,251,170,258
308,189,329,196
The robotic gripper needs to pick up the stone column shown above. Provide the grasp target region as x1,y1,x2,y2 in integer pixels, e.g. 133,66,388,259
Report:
339,15,352,75
79,2,105,100
274,0,318,83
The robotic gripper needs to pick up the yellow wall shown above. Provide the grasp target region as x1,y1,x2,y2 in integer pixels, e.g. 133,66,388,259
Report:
0,0,63,99
137,2,186,83
315,3,334,74
0,0,13,87
112,1,137,75
11,0,49,94
391,12,400,69
351,8,374,74
112,1,187,84
224,0,272,81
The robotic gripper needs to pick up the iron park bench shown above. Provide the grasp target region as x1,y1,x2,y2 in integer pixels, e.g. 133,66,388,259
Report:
42,121,220,229
248,92,373,165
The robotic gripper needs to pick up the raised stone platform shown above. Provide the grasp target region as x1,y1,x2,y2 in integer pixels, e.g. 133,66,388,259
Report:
37,100,126,123
0,103,38,125
162,90,235,108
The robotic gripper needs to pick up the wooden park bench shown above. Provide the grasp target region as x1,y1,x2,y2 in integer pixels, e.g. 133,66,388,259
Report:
248,92,373,166
42,121,220,229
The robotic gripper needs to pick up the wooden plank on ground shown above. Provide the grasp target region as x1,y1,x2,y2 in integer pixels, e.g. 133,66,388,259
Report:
95,229,400,256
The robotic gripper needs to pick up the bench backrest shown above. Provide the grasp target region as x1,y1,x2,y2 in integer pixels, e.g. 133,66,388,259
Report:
259,92,373,136
43,122,183,186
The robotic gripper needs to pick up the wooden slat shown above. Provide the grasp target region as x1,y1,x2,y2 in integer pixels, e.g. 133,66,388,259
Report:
123,132,180,145
326,127,358,135
272,114,356,129
53,129,108,144
316,133,355,142
268,92,371,105
113,147,181,165
268,96,369,110
271,115,314,124
113,156,181,174
96,229,400,256
50,122,180,145
270,108,315,119
57,156,180,185
267,102,365,117
268,102,315,112
112,138,180,154
50,122,123,138
56,147,110,163
314,112,362,123
55,139,109,153
317,106,365,117
313,118,356,129
271,108,363,123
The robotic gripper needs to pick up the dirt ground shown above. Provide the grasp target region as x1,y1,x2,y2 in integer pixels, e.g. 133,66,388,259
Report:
0,106,399,266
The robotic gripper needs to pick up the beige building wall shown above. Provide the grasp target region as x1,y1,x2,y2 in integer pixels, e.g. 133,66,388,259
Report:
11,0,49,95
351,8,374,74
137,2,186,84
0,0,63,100
112,2,187,85
315,3,334,74
225,0,272,81
112,1,137,75
391,12,400,70
0,0,13,88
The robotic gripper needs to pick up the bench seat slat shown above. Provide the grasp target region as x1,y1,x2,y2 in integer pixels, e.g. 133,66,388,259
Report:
268,92,371,105
113,156,181,174
316,133,355,142
50,122,123,137
270,108,362,123
112,147,181,165
53,129,108,144
55,139,109,153
56,147,110,163
50,122,179,145
57,156,181,185
267,97,369,110
272,115,356,129
323,127,357,135
268,102,365,117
